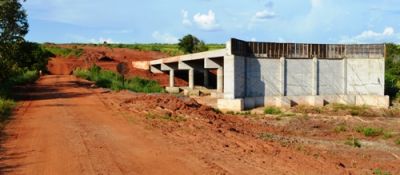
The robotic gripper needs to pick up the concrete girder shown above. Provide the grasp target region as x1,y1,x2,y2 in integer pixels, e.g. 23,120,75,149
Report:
150,64,162,73
161,63,178,71
204,57,223,69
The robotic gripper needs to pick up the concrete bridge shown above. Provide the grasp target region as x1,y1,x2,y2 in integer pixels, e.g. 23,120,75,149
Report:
149,38,389,111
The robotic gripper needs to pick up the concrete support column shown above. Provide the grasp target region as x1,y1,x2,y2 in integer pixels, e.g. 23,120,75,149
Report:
279,57,286,96
203,69,209,87
169,70,174,87
312,57,318,95
217,68,224,93
188,69,194,89
343,58,348,94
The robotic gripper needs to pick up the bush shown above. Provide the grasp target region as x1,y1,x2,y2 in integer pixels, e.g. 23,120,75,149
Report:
0,98,16,122
355,126,384,137
264,106,283,115
373,168,392,175
9,70,39,85
395,138,400,145
345,137,361,148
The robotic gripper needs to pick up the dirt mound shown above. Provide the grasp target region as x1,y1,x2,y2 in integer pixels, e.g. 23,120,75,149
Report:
47,57,84,75
122,94,218,118
46,45,188,86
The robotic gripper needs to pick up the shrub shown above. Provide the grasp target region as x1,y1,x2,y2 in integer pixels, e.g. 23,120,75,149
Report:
355,126,383,137
345,137,361,148
395,138,400,145
373,168,392,175
264,106,283,115
383,131,393,139
0,98,16,122
9,70,39,85
334,123,347,133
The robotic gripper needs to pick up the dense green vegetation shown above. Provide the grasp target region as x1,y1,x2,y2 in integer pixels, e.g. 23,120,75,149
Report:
74,65,164,93
178,34,209,54
385,43,400,103
0,1,48,126
108,43,224,56
0,70,39,126
42,44,83,58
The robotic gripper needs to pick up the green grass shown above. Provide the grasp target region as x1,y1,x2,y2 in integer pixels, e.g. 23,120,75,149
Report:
74,65,164,93
0,70,40,128
355,126,384,137
334,123,347,133
330,103,371,116
9,70,39,85
373,168,392,175
395,138,400,145
383,131,393,139
259,133,275,141
43,45,83,58
264,106,283,115
0,98,16,122
345,137,362,148
107,43,225,56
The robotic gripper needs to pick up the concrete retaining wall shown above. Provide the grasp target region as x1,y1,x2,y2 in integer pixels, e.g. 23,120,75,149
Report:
219,55,387,111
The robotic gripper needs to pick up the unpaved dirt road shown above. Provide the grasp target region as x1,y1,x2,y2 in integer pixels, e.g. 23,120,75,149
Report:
1,75,399,175
0,75,206,175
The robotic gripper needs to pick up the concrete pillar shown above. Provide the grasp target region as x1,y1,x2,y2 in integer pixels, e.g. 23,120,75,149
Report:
188,69,194,89
343,58,348,94
312,57,318,96
279,57,286,96
203,69,209,87
169,70,174,87
217,68,223,93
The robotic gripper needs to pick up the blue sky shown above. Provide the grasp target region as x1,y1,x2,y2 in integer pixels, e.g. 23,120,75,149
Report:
24,0,400,44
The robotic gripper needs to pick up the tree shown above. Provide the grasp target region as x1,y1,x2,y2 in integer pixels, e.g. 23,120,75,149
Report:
0,0,29,82
0,0,28,43
178,34,209,54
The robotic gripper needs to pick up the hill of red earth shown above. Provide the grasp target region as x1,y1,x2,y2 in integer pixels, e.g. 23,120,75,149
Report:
47,45,188,87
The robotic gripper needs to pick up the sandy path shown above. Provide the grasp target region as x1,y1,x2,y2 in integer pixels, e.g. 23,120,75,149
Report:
0,75,206,175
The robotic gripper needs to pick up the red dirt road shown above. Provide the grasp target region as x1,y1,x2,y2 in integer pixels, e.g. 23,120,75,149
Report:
0,75,205,174
2,75,399,175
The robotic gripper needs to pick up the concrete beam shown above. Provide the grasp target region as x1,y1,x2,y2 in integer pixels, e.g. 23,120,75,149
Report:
150,64,162,73
161,63,178,71
150,49,226,65
205,57,223,69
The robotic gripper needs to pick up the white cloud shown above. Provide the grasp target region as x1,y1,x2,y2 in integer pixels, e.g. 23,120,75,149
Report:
254,10,276,20
89,37,115,44
193,10,220,31
310,0,322,8
181,9,192,26
152,31,179,43
248,9,276,29
340,27,398,43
